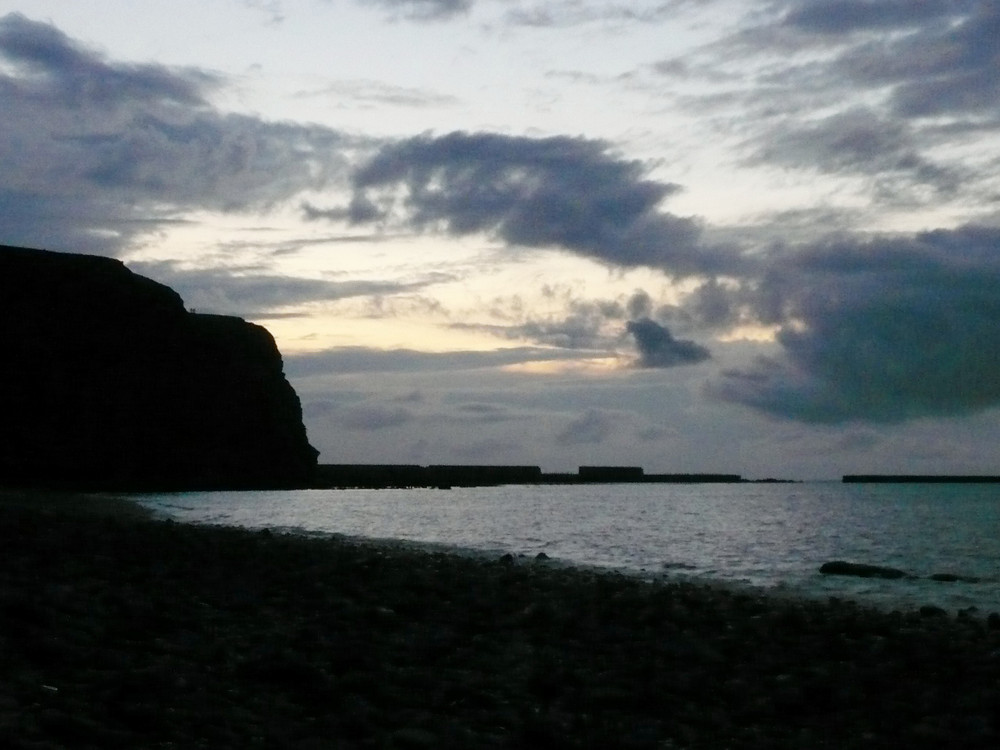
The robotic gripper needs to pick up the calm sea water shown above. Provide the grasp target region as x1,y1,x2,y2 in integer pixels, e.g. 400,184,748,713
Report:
135,482,1000,615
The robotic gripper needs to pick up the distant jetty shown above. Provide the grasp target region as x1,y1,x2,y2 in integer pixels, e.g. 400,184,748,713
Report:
843,475,1000,484
314,465,744,489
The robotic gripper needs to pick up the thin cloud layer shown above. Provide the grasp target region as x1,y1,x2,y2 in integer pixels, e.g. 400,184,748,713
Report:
129,261,445,318
358,0,472,21
0,13,348,256
501,1,683,28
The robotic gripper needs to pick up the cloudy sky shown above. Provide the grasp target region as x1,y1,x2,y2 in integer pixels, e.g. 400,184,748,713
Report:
3,1,1000,479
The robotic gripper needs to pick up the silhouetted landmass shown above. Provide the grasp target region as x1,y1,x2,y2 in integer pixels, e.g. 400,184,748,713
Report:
843,475,1000,484
315,464,743,488
0,245,317,491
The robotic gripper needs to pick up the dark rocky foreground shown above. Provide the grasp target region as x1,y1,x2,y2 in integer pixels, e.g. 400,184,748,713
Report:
0,245,317,491
2,494,1000,749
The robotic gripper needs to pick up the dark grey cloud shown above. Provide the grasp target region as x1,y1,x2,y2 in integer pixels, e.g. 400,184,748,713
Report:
626,318,711,368
760,1,1000,120
0,12,212,106
358,0,472,21
837,3,1000,119
709,225,1000,423
748,108,959,194
680,278,748,330
313,131,740,276
0,13,349,255
625,290,653,319
780,1,968,35
665,1,1000,221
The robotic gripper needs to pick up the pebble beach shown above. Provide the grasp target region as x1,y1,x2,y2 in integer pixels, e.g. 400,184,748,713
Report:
2,491,1000,749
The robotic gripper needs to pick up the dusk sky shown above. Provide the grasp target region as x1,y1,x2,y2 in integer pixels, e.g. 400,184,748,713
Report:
3,1,1000,479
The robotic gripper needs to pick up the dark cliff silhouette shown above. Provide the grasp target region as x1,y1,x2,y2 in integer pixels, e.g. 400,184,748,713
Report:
0,245,318,491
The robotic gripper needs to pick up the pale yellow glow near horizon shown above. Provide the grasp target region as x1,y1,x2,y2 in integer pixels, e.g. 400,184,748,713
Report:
717,324,780,343
122,208,735,362
500,357,627,376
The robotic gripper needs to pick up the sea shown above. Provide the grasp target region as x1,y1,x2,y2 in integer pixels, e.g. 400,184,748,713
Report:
135,481,1000,616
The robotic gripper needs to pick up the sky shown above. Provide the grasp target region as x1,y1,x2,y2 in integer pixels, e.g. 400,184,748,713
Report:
2,0,1000,480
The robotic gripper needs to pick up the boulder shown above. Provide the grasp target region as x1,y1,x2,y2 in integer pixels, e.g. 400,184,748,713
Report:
0,245,318,490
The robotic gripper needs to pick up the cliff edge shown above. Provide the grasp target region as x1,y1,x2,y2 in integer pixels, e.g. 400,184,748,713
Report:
0,245,318,490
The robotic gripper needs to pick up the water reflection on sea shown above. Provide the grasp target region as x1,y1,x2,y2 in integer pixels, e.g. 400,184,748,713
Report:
136,482,1000,615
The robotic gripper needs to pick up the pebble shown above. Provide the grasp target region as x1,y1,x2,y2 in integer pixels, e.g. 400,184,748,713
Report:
3,496,1000,749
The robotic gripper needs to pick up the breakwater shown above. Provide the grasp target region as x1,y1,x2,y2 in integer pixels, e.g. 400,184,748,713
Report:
313,464,743,489
843,475,1000,483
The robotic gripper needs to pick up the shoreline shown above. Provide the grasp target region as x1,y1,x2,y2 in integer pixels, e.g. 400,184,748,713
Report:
3,492,1000,748
133,487,1000,619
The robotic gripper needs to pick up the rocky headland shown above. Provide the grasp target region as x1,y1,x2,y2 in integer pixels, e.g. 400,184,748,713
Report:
0,245,317,490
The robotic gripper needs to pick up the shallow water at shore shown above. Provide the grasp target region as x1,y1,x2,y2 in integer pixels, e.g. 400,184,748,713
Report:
137,481,1000,615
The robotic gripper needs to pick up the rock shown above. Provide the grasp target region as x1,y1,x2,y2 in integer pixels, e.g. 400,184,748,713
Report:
0,245,317,490
819,561,908,579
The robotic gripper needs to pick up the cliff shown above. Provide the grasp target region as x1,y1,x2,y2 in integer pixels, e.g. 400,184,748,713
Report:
0,245,318,490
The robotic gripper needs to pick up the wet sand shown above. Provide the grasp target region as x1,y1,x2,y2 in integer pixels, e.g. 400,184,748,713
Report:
2,491,999,748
